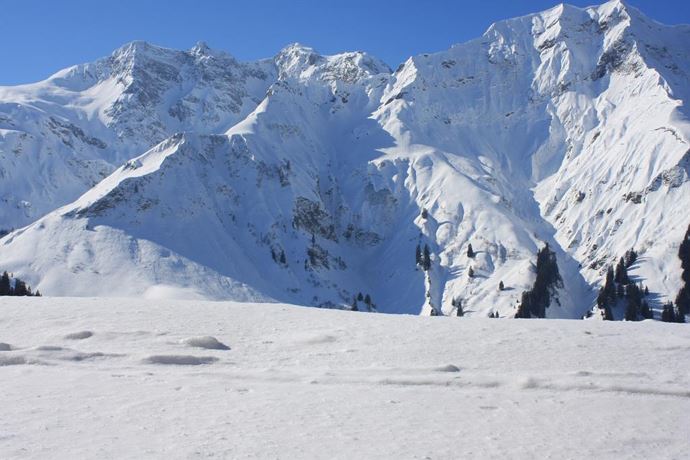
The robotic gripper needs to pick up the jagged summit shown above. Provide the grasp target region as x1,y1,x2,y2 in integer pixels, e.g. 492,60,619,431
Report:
190,40,212,55
0,1,688,318
275,43,390,82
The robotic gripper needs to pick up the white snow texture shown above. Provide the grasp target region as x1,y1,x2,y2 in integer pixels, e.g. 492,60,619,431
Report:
0,296,688,458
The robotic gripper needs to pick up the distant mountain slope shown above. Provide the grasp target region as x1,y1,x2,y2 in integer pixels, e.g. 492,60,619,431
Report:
0,41,275,228
1,0,688,317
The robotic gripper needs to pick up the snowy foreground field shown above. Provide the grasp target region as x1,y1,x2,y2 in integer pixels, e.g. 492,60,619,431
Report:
1,298,689,459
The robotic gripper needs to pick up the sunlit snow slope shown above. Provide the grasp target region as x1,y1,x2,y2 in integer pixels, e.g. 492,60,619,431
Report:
0,1,689,317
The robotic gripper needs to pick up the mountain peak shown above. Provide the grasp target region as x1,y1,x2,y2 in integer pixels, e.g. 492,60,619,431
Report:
279,42,318,55
112,40,159,57
191,41,212,55
275,43,324,78
595,0,631,21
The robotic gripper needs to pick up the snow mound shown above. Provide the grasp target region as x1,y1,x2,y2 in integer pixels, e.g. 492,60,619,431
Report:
0,342,12,351
435,364,461,373
64,331,93,340
143,355,219,365
181,336,230,350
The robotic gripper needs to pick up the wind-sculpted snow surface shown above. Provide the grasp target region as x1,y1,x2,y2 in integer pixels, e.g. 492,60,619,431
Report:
0,1,689,317
1,297,689,458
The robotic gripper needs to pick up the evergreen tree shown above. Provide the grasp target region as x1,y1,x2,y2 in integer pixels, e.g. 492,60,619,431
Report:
596,288,614,320
357,292,364,302
364,294,372,311
676,286,690,317
661,302,676,323
468,266,475,278
616,283,625,299
615,257,629,285
624,249,638,268
640,300,652,320
675,224,690,317
515,243,562,319
351,298,358,312
415,245,422,266
452,297,464,317
602,266,617,305
498,281,505,291
0,271,10,296
421,208,428,219
467,244,475,258
680,224,690,283
13,280,29,297
422,245,431,271
624,283,642,321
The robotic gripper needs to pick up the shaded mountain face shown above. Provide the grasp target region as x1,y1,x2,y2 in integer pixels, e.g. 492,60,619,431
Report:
1,0,688,317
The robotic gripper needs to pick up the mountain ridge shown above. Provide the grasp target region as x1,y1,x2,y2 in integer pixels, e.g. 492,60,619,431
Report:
1,0,688,318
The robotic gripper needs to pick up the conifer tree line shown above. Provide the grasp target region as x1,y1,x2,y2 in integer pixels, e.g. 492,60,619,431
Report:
515,243,561,318
591,249,653,321
674,224,690,319
399,225,690,322
661,301,685,323
0,271,41,297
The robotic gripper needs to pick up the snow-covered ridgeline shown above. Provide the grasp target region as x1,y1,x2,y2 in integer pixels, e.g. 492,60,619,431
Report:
0,0,689,317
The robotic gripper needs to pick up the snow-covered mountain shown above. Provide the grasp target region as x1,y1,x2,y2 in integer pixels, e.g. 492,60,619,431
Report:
0,41,274,229
1,0,689,317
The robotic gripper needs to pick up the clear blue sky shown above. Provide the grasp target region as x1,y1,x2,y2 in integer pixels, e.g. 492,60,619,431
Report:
2,0,689,85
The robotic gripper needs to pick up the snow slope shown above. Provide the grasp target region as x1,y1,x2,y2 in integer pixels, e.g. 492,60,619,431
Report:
0,296,689,459
0,1,689,317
